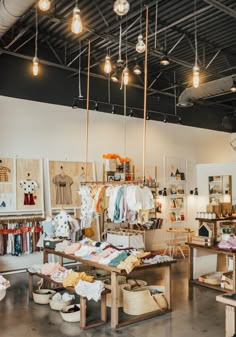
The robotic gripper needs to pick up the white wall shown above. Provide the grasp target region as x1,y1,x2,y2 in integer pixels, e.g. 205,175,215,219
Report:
0,95,235,248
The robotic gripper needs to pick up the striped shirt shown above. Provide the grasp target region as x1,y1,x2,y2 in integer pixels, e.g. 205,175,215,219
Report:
0,166,11,182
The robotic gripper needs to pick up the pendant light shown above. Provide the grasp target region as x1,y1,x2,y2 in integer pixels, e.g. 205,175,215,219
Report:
160,53,170,66
104,55,112,74
136,34,146,53
111,72,119,83
38,0,51,11
230,77,236,92
136,1,146,53
123,67,129,86
71,1,83,34
113,0,130,16
32,6,39,76
193,0,200,88
133,63,142,75
160,31,169,65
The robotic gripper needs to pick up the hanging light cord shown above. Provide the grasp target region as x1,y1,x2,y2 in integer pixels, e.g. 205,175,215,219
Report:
118,23,122,61
142,5,148,182
194,0,198,66
35,6,38,58
154,0,158,49
85,40,91,181
174,71,177,116
123,85,127,174
78,42,82,97
139,0,143,34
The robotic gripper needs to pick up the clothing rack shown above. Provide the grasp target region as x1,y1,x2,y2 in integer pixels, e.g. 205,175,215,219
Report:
0,216,45,223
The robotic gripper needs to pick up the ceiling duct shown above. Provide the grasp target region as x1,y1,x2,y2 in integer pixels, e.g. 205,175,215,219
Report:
0,0,35,38
177,75,236,107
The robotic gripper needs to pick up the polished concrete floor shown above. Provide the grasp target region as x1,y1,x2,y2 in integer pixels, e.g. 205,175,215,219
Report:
0,260,225,337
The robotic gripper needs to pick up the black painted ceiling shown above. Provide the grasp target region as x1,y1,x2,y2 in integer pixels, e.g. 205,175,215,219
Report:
0,0,236,132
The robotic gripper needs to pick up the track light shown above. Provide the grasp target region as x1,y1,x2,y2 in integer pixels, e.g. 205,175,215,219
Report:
72,96,79,109
190,190,194,195
111,72,119,83
111,105,115,114
71,3,83,34
38,0,51,11
136,34,146,54
133,63,142,75
163,114,168,123
113,0,130,16
94,102,98,111
104,55,112,74
160,53,170,66
178,116,182,124
231,78,236,92
128,108,133,117
123,67,129,86
194,187,198,196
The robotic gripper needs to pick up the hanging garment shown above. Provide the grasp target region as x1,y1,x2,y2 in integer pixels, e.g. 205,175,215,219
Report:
19,179,38,206
0,166,11,182
54,211,73,238
52,174,73,205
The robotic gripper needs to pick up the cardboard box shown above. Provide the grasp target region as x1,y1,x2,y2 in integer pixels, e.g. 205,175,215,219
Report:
206,204,221,216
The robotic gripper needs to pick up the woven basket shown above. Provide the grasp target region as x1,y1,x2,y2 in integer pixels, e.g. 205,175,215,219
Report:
104,277,147,308
198,272,222,285
122,285,168,315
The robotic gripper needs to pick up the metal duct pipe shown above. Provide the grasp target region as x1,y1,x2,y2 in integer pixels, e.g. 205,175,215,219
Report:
177,74,236,107
0,0,35,38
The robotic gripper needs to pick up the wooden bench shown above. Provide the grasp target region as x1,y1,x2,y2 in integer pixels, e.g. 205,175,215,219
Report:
28,271,110,329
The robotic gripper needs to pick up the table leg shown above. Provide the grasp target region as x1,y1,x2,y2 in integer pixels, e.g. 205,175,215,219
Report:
225,305,236,337
28,273,33,300
163,265,171,308
189,246,194,281
110,271,119,328
233,254,236,292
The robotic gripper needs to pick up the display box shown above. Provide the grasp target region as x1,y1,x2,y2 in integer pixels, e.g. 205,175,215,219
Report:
104,159,117,172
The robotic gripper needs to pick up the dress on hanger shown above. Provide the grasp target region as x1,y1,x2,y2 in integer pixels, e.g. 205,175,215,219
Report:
52,174,73,205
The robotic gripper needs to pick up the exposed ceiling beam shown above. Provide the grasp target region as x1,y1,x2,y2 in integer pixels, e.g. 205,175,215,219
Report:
202,0,236,18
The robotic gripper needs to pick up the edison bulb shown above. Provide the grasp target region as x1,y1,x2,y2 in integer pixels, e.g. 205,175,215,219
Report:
136,34,146,53
38,0,51,11
123,67,129,86
32,57,39,76
113,0,130,16
193,64,200,88
71,6,83,34
104,55,112,74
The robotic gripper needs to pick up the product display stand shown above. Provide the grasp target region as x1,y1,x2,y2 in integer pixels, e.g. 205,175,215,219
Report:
29,248,176,329
216,293,236,337
187,242,236,292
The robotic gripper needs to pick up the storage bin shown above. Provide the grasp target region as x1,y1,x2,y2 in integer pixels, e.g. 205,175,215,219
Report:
60,304,80,322
221,271,233,290
33,289,56,304
122,285,168,315
198,272,222,285
49,297,73,311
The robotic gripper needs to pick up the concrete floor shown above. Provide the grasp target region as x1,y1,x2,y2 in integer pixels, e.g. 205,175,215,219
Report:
0,259,225,337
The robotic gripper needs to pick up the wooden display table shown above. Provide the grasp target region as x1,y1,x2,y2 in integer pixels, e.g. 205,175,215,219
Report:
187,243,236,292
216,293,236,337
30,248,176,328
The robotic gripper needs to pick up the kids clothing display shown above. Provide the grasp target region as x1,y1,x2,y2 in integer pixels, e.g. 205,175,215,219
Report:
0,165,11,182
19,179,38,205
52,174,73,205
54,210,73,238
